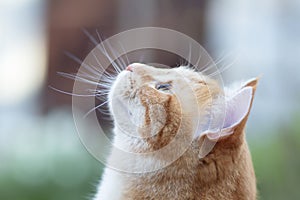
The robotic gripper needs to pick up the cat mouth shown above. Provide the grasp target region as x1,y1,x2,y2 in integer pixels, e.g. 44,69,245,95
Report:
109,68,143,124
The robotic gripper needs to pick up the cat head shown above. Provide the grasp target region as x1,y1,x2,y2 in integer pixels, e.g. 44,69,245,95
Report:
108,63,258,155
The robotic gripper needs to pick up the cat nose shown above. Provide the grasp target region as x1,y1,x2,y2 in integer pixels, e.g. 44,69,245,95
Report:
125,65,133,72
125,63,146,71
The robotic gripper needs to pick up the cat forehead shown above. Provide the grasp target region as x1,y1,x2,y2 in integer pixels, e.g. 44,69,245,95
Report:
131,63,202,81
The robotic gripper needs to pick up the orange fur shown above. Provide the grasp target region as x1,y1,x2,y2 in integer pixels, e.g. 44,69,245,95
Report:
120,79,258,200
96,64,258,200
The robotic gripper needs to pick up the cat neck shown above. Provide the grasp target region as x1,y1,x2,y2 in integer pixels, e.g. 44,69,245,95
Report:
120,135,257,199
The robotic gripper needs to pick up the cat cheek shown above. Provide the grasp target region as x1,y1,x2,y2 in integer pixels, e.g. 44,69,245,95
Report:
138,104,168,137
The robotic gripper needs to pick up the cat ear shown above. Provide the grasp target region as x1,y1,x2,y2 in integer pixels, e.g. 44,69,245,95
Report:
204,78,259,141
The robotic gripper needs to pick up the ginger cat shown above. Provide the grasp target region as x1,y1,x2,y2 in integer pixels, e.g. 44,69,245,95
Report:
94,63,258,200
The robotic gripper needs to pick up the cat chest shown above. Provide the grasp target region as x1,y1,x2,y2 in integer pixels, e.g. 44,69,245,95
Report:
121,172,200,199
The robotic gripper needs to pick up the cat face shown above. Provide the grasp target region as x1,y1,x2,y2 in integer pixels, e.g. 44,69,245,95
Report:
107,62,258,167
108,63,222,149
108,63,257,156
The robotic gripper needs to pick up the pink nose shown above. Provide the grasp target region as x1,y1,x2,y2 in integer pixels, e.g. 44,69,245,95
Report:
125,65,133,72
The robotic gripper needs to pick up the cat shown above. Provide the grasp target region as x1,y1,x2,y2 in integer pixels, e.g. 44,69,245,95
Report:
94,63,258,200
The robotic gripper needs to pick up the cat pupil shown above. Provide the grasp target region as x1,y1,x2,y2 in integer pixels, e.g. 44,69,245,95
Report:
156,83,171,91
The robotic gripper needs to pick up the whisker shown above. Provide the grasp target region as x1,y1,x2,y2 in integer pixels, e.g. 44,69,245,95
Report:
49,86,98,97
178,58,186,67
97,107,110,113
193,52,202,71
63,52,115,87
118,41,130,67
59,30,118,120
82,28,99,46
64,51,103,78
59,71,113,90
90,30,122,74
87,89,110,94
101,46,122,74
77,69,115,85
64,51,83,66
96,29,102,43
207,56,238,77
187,42,192,67
82,29,119,73
77,71,100,82
58,72,102,86
106,42,126,71
84,100,109,118
91,51,115,79
201,52,233,74
199,60,215,73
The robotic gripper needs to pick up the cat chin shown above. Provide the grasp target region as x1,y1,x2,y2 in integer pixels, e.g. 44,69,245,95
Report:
109,70,131,96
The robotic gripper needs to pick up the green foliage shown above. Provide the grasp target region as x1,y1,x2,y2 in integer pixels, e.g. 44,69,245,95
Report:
250,114,300,200
0,151,103,200
1,115,299,200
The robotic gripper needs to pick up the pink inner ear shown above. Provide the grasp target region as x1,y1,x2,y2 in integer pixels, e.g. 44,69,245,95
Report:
223,87,253,129
194,86,253,140
205,87,253,140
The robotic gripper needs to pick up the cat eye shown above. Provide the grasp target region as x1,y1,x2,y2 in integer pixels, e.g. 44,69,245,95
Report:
155,83,171,91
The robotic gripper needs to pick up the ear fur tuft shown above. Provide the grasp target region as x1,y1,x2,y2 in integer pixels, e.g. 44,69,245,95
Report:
202,77,259,141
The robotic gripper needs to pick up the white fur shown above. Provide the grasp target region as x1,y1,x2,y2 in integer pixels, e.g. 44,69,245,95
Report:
93,168,124,200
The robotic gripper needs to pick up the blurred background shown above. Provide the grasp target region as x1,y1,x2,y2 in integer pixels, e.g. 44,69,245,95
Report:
1,0,300,199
